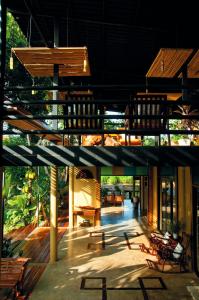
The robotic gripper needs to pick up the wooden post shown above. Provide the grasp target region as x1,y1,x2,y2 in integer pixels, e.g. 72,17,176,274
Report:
69,167,74,228
152,167,158,229
50,166,58,263
50,18,59,263
0,0,7,258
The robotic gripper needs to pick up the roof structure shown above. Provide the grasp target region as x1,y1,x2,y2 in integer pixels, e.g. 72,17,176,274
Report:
146,48,199,78
12,47,90,77
5,104,67,145
7,0,199,90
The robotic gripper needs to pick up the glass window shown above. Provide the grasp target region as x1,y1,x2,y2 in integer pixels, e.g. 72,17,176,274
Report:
160,176,177,232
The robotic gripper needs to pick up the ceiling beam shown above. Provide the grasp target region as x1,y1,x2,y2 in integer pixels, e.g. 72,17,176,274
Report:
8,8,167,33
23,0,51,47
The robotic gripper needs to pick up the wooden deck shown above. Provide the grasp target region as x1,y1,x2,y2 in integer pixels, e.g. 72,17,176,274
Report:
2,209,69,299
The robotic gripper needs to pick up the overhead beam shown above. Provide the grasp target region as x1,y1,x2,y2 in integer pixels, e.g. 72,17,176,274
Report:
2,146,199,167
24,0,51,47
4,83,185,92
2,129,199,135
8,8,167,33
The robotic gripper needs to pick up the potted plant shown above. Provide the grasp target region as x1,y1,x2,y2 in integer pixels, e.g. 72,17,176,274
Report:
171,105,199,145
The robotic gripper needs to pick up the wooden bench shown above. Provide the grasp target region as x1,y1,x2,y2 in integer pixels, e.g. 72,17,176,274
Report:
0,257,30,299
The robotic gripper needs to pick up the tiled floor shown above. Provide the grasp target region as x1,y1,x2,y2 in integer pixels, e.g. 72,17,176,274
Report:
30,200,199,300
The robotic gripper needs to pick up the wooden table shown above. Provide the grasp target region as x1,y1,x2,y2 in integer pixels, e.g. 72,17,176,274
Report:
73,206,99,227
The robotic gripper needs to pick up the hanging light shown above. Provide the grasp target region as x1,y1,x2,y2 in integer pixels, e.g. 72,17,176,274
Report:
9,50,13,70
32,78,36,95
83,58,87,72
83,47,87,72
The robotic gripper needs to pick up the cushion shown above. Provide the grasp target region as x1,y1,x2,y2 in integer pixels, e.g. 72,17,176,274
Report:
163,231,171,244
173,242,183,259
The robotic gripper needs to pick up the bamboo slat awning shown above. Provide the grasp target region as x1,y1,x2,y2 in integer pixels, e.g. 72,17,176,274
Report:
146,48,199,78
136,92,182,101
12,47,91,77
185,49,199,78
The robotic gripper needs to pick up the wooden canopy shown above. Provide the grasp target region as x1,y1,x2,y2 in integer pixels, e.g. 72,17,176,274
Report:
12,47,91,77
146,48,199,78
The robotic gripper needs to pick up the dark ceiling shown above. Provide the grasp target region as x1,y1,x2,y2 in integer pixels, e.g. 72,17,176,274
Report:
6,0,199,88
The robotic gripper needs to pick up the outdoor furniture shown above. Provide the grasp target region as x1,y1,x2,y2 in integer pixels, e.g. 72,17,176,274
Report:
139,231,173,256
105,195,115,206
73,206,98,227
114,195,124,205
0,257,30,299
146,232,191,272
125,94,167,145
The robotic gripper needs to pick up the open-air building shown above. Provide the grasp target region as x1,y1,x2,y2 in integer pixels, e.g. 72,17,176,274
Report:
1,1,199,299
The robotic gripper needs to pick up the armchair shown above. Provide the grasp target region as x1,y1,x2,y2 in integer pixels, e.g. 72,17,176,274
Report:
146,232,191,272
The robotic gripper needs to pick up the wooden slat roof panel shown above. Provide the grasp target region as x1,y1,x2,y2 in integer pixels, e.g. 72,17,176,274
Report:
12,47,91,77
146,48,193,78
188,50,199,78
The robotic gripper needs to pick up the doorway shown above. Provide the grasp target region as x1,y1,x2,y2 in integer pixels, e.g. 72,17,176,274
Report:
100,175,147,225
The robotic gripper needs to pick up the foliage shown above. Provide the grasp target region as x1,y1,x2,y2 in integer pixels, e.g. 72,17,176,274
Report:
4,194,36,232
173,105,199,131
101,176,133,184
143,137,155,146
101,187,109,197
104,111,125,129
101,176,110,184
170,105,199,143
3,135,29,146
5,12,51,141
107,176,118,185
2,174,16,208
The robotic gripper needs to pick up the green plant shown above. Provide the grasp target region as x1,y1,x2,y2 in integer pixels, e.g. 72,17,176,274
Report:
170,105,199,143
143,137,155,146
101,187,109,197
114,185,121,195
168,220,183,234
107,176,118,185
4,194,36,232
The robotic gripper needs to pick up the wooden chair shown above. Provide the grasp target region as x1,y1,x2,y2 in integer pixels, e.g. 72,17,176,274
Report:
139,231,172,256
114,195,124,206
146,233,191,272
125,94,167,145
106,195,115,206
63,92,104,145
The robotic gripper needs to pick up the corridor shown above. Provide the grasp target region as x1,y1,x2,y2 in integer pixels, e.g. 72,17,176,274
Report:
30,204,199,300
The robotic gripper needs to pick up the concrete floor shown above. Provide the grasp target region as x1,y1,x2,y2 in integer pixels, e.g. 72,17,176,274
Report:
30,200,199,300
